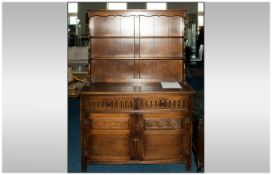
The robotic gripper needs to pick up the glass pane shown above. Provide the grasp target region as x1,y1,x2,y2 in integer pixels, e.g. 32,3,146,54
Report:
69,16,78,25
68,3,78,13
107,3,127,10
198,16,204,26
198,3,204,12
146,3,167,10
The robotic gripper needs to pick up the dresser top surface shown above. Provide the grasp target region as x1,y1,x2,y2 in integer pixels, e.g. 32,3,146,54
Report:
79,82,195,95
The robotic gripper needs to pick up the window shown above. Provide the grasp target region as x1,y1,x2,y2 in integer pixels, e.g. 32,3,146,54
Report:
198,3,204,31
146,3,167,10
68,3,78,25
68,3,78,13
69,16,78,25
198,3,204,13
107,3,127,10
198,16,204,26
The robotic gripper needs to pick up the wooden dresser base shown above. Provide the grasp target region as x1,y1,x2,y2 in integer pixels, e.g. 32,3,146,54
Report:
80,82,194,172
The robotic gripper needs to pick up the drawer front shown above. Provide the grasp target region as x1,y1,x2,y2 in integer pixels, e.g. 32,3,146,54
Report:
136,96,188,110
83,96,134,111
83,95,188,112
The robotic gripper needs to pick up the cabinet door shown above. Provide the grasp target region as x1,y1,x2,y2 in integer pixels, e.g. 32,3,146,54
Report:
87,113,131,162
142,112,188,161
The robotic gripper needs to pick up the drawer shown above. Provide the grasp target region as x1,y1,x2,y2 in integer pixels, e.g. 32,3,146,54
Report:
136,96,188,110
83,96,134,111
83,95,188,112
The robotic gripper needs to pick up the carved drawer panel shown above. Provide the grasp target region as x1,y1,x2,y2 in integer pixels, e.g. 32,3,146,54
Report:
136,96,187,110
84,96,188,111
83,97,134,111
89,113,130,130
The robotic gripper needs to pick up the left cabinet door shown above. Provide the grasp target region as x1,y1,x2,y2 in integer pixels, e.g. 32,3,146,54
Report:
87,113,131,163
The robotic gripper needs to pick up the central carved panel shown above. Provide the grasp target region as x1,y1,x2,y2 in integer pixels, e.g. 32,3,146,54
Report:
144,118,182,129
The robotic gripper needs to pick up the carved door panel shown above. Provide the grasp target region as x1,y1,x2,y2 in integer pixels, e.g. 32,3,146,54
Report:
142,112,188,161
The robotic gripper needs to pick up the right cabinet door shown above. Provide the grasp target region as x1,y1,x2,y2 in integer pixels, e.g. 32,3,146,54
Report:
142,112,188,162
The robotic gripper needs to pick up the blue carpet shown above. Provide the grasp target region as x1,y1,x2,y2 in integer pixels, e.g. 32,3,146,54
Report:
68,98,198,173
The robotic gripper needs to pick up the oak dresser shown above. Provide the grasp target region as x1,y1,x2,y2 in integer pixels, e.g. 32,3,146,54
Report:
79,10,195,172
